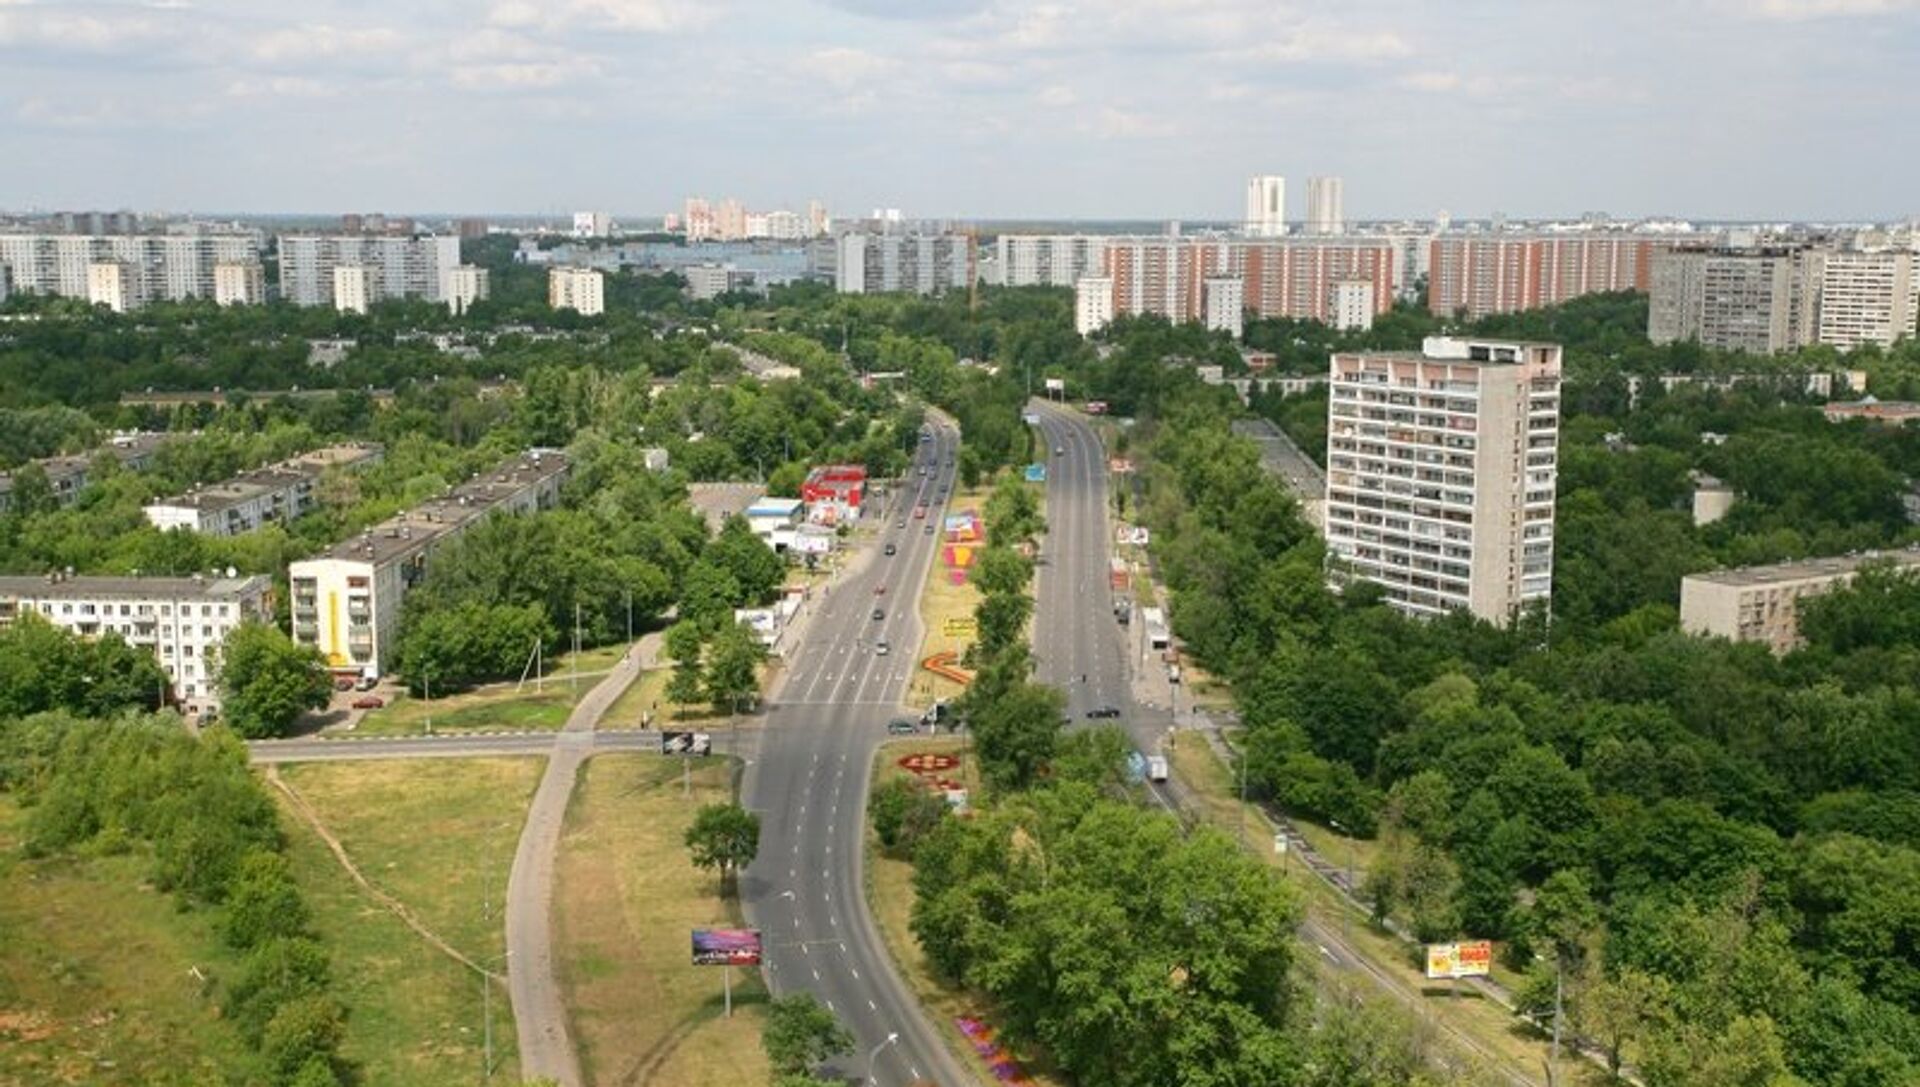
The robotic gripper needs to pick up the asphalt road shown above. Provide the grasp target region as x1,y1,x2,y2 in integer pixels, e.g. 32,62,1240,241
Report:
740,417,972,1087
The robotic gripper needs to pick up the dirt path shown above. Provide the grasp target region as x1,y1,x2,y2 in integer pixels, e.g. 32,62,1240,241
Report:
266,765,503,984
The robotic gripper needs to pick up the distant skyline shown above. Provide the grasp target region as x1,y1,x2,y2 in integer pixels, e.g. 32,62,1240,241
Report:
1,1,1916,223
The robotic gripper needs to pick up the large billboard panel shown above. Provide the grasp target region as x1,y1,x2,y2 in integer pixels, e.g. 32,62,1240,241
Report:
692,928,762,966
661,730,712,756
1424,940,1492,980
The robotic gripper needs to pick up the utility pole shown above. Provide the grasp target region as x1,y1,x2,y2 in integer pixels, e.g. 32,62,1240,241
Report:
572,602,581,694
423,670,432,735
624,589,633,659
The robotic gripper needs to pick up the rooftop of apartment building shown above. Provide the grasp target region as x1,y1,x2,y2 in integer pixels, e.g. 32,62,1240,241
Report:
1338,336,1562,364
1686,547,1920,589
303,449,570,569
148,443,383,514
0,431,173,492
0,572,267,602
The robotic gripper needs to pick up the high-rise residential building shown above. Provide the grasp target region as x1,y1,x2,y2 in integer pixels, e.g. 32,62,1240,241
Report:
1428,233,1673,318
997,235,1109,288
457,217,490,240
0,263,10,304
716,199,748,242
0,232,262,308
1306,177,1345,235
332,265,376,314
833,232,970,295
1324,336,1563,626
572,211,612,238
1203,276,1244,338
548,266,605,315
277,234,461,307
289,450,570,677
808,200,830,237
443,265,490,315
684,264,758,301
144,444,383,537
1819,251,1919,351
87,261,137,313
683,198,716,242
1331,279,1375,331
0,572,273,716
1245,176,1287,237
1648,247,1820,355
1235,238,1397,325
1075,276,1115,337
213,261,266,306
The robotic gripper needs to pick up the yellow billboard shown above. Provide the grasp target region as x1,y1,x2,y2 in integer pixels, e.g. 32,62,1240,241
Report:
1424,940,1492,980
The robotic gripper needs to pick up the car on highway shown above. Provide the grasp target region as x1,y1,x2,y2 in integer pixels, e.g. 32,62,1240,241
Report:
887,718,918,734
913,505,927,519
1055,445,1066,455
1086,706,1122,719
923,524,934,535
884,542,897,556
1147,755,1170,782
350,695,385,710
871,607,885,620
875,639,890,656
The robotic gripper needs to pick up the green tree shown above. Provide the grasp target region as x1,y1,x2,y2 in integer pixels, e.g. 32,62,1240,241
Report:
762,993,854,1078
706,516,785,604
704,620,766,714
220,622,332,739
260,994,348,1086
969,544,1032,597
664,620,706,710
869,776,948,857
969,680,1064,792
684,802,760,895
221,849,311,951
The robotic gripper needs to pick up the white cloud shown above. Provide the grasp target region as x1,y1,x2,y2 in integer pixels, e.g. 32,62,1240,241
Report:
1038,84,1077,107
451,60,601,90
0,6,186,52
224,76,340,99
802,46,902,88
487,0,715,33
248,24,404,63
1087,106,1174,140
1746,0,1919,17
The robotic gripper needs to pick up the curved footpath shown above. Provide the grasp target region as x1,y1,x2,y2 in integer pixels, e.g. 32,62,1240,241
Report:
506,646,648,1087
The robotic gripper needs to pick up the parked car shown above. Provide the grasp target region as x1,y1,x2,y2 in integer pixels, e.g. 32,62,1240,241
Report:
1147,755,1170,783
354,676,377,691
1086,706,1122,719
888,718,919,735
350,696,385,710
333,677,355,692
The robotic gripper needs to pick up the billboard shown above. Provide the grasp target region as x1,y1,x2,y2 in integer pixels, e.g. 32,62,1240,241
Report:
1044,377,1065,392
660,731,711,756
1024,464,1047,483
942,617,978,637
1424,940,1492,980
692,928,763,966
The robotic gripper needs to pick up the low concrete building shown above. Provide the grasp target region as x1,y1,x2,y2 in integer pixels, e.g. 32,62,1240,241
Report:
1680,549,1920,653
1824,397,1920,425
144,444,383,537
0,431,171,513
1690,472,1735,526
0,572,272,716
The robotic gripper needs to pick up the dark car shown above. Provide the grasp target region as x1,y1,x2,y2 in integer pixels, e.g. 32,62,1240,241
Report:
1086,706,1122,719
334,677,355,691
871,607,885,620
884,542,897,556
887,718,918,735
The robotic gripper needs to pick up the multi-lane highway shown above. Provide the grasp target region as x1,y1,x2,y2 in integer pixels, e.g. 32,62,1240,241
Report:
740,418,970,1087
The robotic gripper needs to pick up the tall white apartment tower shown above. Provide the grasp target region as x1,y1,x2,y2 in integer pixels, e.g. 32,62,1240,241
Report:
1324,336,1562,626
1245,176,1287,238
443,265,490,315
1075,276,1115,337
548,266,605,315
332,265,377,314
1330,279,1375,331
1306,177,1345,235
213,262,266,306
87,261,138,313
1203,277,1245,338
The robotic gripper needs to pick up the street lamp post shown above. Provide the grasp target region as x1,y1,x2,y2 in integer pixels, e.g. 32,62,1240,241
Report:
865,1032,900,1087
1330,818,1353,946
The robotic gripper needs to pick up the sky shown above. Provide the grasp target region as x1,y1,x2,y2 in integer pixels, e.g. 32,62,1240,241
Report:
0,0,1916,222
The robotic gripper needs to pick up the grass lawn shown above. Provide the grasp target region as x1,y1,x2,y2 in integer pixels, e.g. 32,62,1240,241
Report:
555,754,770,1087
273,758,541,1086
0,799,265,1086
349,643,634,737
908,485,991,710
1167,738,1555,1080
864,738,1071,1087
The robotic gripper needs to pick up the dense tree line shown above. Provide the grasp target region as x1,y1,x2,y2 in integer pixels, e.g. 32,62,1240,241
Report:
0,715,354,1085
1134,402,1920,1084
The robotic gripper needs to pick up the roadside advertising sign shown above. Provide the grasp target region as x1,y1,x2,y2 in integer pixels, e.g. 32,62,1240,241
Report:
660,730,711,756
1044,377,1065,392
1085,401,1109,415
691,928,763,966
1109,458,1133,473
1424,940,1493,980
1024,464,1048,483
942,617,978,637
